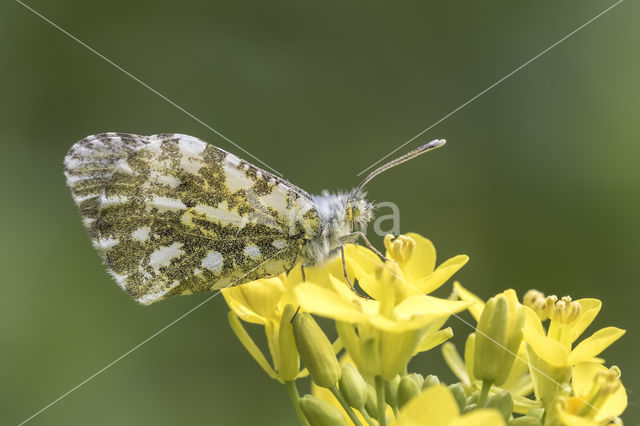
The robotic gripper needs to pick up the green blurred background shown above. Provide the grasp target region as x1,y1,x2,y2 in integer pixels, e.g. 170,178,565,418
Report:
1,0,638,424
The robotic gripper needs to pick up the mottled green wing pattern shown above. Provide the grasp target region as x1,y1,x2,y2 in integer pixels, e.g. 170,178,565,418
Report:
64,133,319,304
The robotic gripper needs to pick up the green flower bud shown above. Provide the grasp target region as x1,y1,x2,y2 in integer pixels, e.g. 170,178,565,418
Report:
299,394,348,426
467,390,479,405
397,374,423,408
464,333,476,383
486,390,514,421
364,384,378,418
448,383,467,412
422,374,440,389
509,416,542,426
384,375,400,407
474,290,525,386
293,312,341,388
463,403,477,413
526,407,545,419
338,364,367,409
277,304,300,381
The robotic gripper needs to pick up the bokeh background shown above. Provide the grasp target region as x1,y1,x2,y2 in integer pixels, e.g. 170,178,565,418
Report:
1,0,638,424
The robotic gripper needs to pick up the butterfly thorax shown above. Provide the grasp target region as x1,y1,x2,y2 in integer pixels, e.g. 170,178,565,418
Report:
304,189,374,265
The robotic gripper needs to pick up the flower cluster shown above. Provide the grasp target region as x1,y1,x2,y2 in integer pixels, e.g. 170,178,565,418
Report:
222,233,627,425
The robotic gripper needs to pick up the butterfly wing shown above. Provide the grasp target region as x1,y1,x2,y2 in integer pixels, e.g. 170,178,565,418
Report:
64,133,319,304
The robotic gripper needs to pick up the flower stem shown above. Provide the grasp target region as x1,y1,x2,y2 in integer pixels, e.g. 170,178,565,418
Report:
358,409,377,426
375,376,387,426
285,380,309,426
478,379,492,408
330,386,363,426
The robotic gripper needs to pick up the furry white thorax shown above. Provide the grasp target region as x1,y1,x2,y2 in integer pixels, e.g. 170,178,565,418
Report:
303,189,374,265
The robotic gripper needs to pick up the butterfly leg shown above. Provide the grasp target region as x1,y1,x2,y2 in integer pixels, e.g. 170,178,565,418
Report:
301,264,306,281
340,246,372,299
352,231,390,262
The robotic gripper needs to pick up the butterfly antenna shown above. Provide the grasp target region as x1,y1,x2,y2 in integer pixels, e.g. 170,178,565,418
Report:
356,139,446,191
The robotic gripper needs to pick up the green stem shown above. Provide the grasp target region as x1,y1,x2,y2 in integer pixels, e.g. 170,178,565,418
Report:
330,386,363,426
285,380,309,426
358,409,377,426
375,376,387,426
478,380,492,408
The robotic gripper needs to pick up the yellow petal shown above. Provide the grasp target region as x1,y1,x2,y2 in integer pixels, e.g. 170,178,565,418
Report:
453,281,485,322
523,305,545,335
345,244,384,277
289,256,346,289
522,327,570,367
227,312,279,380
449,409,506,426
223,276,284,322
392,385,459,426
597,378,627,422
414,255,469,294
295,282,368,323
397,233,437,282
568,327,626,365
415,327,453,354
571,362,628,420
570,299,601,343
394,295,472,321
556,411,600,426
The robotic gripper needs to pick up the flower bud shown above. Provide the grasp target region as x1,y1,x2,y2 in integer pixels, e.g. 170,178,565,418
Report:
474,290,525,386
277,304,300,381
463,403,477,413
364,384,378,418
397,374,423,408
526,408,545,419
508,416,542,426
384,375,401,407
292,312,341,388
299,394,348,426
338,364,367,409
486,390,514,421
467,391,479,405
422,374,440,389
448,383,467,412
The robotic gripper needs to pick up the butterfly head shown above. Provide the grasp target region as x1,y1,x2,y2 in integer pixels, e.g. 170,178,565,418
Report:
345,189,374,234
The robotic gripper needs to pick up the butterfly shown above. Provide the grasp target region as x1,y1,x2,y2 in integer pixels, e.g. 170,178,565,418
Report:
64,133,445,304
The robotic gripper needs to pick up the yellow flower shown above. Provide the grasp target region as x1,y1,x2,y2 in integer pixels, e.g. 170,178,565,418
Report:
391,385,506,426
521,291,625,405
296,234,470,380
222,273,302,381
555,363,627,426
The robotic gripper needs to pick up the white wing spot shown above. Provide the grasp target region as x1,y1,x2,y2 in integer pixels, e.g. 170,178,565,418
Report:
73,193,98,203
244,245,261,259
226,154,241,166
149,243,184,273
113,159,134,174
272,239,287,249
260,190,288,212
150,171,181,188
178,136,207,154
100,194,129,207
202,251,223,273
132,226,151,241
194,202,248,227
137,280,180,305
96,237,119,250
150,196,186,212
225,165,253,192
